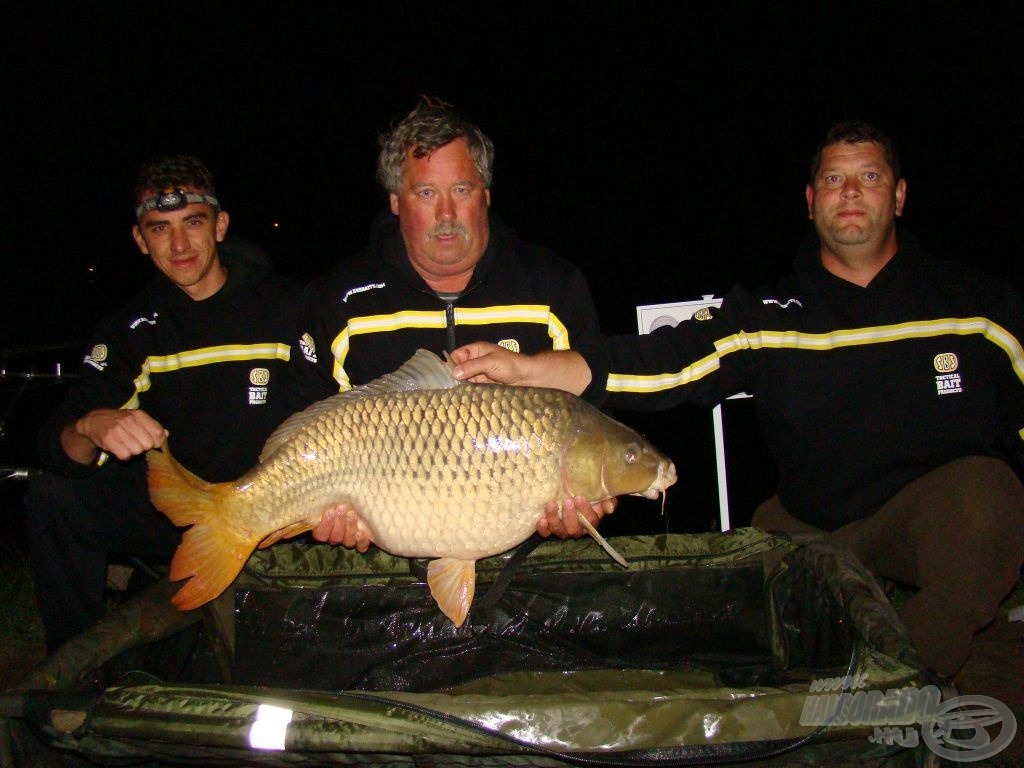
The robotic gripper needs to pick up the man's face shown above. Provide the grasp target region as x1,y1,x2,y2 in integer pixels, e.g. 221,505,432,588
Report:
805,141,906,257
389,137,491,289
132,190,229,300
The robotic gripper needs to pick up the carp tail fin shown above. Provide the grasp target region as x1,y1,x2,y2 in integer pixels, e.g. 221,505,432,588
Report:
146,446,256,611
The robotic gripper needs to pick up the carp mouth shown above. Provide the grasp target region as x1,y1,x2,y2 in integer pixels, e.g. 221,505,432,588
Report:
632,460,678,500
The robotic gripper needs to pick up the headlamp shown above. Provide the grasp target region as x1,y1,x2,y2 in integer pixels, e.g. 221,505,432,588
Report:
135,188,220,218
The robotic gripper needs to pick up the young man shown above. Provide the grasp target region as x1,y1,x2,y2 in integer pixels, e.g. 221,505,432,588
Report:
451,121,1024,678
25,155,302,652
291,97,613,546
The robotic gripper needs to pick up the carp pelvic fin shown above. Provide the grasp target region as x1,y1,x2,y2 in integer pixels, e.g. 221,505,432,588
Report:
426,557,477,628
257,520,316,549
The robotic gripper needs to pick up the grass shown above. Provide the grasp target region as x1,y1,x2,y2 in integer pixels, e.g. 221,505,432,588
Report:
0,534,46,688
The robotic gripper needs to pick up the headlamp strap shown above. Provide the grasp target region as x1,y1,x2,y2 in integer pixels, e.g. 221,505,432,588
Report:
135,188,220,218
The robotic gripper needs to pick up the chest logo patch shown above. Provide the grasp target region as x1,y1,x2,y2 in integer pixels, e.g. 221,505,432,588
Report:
249,367,270,405
933,353,961,395
498,339,521,353
933,353,958,373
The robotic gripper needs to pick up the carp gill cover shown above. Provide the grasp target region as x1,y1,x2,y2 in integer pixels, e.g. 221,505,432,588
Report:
147,349,677,625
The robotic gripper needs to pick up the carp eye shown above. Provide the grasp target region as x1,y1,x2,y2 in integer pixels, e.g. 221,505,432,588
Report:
624,445,639,464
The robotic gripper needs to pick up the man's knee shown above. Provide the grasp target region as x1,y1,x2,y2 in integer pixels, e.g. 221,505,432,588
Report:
24,470,77,508
752,496,824,538
940,456,1024,507
23,471,82,536
942,457,1024,557
910,457,1024,615
23,469,129,553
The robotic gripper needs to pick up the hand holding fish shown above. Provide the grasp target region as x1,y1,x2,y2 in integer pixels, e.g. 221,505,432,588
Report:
451,342,592,396
313,504,373,552
539,496,617,538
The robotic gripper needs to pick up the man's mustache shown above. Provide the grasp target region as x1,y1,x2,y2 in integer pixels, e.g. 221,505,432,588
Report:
429,223,468,238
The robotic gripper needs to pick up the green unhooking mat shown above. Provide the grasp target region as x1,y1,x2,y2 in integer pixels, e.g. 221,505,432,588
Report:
2,530,943,766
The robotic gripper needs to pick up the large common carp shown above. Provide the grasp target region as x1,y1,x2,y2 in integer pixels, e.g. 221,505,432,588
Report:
147,349,677,626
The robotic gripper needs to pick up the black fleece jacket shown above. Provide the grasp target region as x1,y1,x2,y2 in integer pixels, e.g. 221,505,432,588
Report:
38,238,301,482
288,211,602,407
582,233,1024,530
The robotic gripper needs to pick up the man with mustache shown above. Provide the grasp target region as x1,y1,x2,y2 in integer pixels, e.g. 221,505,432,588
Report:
289,97,612,546
450,121,1024,679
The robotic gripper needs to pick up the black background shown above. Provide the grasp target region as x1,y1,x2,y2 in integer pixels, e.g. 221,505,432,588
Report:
4,2,1023,531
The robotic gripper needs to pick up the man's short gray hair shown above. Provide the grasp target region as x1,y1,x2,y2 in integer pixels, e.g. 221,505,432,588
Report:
377,96,495,194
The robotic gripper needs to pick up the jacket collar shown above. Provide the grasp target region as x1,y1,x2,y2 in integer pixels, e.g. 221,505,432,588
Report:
794,229,925,293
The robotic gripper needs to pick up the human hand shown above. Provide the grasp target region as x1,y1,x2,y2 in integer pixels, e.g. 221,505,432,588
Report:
313,503,372,552
73,408,168,461
451,344,591,395
536,495,618,539
449,342,531,385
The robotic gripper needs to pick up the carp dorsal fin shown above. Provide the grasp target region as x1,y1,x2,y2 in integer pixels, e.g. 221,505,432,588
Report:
350,348,459,398
259,349,459,462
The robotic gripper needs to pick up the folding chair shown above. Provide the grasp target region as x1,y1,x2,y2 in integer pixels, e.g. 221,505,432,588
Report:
637,296,751,531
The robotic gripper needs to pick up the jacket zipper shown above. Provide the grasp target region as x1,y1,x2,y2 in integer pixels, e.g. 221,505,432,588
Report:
445,302,456,353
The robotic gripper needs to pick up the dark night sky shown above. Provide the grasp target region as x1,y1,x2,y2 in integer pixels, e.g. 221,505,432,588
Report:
6,2,1022,346
3,1,1024,529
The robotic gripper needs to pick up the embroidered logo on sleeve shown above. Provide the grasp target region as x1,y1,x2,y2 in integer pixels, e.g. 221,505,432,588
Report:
249,368,270,405
933,353,962,395
299,333,318,363
84,344,108,371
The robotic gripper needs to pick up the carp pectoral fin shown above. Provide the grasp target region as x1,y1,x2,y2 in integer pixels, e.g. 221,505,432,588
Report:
426,558,476,628
577,513,630,568
257,521,315,549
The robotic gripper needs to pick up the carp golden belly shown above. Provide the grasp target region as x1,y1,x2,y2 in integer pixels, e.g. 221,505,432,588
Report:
147,349,677,626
